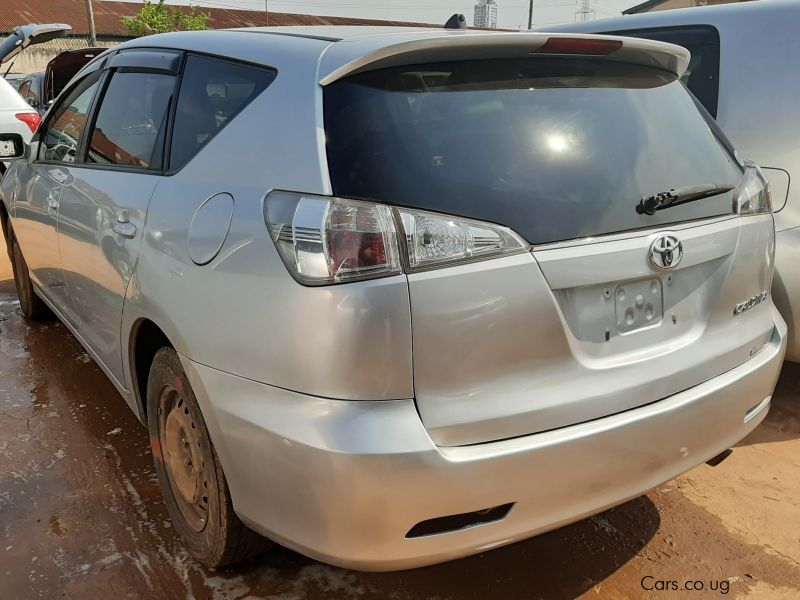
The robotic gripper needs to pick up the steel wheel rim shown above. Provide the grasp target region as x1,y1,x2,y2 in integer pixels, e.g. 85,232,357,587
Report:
159,385,210,532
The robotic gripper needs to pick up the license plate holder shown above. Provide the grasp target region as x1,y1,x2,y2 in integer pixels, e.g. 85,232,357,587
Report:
0,140,15,157
615,278,663,333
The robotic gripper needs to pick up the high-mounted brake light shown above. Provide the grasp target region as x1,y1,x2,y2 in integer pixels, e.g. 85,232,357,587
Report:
15,112,41,133
534,37,623,56
265,191,530,285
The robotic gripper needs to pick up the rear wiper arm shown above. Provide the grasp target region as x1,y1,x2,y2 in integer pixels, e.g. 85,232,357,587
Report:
636,183,734,216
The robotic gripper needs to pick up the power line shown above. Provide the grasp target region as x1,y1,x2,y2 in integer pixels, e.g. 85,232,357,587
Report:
575,0,596,22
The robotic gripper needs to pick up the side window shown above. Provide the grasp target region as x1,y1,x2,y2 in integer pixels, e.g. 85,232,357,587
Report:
606,25,721,118
18,80,40,109
169,55,275,171
40,72,102,163
87,70,176,169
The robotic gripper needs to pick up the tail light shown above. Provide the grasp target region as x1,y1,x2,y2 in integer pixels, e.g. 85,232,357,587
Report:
15,112,41,133
266,192,401,285
398,208,528,270
734,165,772,216
265,191,529,285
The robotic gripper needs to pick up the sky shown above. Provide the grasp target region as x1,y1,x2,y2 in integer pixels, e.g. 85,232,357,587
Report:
105,0,639,30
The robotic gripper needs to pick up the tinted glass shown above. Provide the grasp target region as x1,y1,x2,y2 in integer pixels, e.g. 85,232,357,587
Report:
169,55,275,171
87,71,176,169
606,26,721,117
324,58,742,245
41,72,101,163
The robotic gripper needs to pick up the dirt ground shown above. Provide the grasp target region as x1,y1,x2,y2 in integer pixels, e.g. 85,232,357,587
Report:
0,252,799,600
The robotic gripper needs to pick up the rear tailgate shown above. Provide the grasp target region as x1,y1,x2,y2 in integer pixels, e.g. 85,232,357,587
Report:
322,34,776,446
407,215,774,446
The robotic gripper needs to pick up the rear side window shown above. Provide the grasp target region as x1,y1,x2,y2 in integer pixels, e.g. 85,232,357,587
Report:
606,26,721,117
169,55,275,171
324,58,742,245
87,70,177,169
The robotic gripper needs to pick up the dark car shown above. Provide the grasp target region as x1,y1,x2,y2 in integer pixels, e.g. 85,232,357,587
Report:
3,48,106,114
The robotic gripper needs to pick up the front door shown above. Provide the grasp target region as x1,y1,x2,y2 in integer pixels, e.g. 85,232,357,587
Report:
11,71,103,327
58,58,178,385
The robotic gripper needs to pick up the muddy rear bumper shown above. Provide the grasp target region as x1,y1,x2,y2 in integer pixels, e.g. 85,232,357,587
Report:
181,308,786,571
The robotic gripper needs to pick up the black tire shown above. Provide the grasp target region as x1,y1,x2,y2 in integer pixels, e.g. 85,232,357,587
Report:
9,231,53,321
146,347,270,567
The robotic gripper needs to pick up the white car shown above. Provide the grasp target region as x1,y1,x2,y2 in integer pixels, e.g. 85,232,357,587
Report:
0,24,71,176
0,77,40,175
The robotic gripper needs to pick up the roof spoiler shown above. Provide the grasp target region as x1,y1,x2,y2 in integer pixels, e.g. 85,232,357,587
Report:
319,33,690,86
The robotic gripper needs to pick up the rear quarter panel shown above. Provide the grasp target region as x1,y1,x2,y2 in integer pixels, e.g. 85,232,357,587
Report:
121,34,414,416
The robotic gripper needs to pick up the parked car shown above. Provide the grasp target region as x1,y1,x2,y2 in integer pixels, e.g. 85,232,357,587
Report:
0,27,787,570
3,49,105,115
538,0,800,363
0,24,72,175
0,77,40,175
4,71,44,111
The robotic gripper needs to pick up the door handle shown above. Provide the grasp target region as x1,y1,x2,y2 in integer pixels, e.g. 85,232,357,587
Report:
112,221,137,238
112,209,136,239
47,197,59,211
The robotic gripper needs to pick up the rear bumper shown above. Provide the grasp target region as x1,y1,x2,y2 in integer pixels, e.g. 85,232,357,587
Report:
182,308,786,571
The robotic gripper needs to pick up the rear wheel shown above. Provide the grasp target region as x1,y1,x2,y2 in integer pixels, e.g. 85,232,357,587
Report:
9,231,53,321
147,347,270,567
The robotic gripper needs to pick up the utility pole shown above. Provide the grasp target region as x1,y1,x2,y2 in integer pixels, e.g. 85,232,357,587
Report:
265,0,269,26
84,0,97,46
527,0,533,30
575,0,596,22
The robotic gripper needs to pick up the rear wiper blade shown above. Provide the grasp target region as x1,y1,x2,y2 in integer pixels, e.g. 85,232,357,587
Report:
636,183,734,216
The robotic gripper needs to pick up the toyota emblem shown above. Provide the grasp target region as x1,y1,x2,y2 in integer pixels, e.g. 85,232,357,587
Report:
649,234,683,271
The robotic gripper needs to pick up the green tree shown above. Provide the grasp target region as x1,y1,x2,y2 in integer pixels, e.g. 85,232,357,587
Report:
122,1,211,37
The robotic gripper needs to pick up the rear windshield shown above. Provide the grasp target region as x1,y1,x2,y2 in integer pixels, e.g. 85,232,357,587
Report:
324,58,743,245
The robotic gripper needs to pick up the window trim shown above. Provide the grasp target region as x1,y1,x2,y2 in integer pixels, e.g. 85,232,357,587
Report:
75,68,112,165
34,46,277,176
161,51,188,175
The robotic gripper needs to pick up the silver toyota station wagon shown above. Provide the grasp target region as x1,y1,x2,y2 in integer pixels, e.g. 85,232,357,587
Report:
0,27,787,571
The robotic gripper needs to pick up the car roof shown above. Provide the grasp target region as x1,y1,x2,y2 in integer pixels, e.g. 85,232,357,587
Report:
234,25,452,41
116,26,691,84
